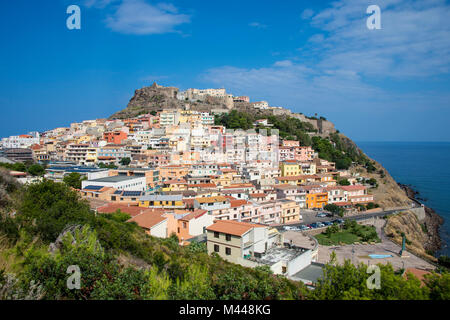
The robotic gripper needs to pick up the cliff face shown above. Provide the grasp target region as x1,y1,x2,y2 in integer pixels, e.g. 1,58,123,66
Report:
384,210,438,262
108,83,337,136
109,83,232,120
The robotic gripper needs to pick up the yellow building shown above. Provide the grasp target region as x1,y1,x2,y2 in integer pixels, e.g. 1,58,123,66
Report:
280,161,303,177
139,195,185,209
279,199,300,224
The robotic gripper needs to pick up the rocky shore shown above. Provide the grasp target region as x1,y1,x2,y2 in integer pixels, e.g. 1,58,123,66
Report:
399,183,444,256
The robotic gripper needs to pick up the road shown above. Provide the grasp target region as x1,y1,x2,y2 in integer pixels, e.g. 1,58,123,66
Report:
274,208,407,231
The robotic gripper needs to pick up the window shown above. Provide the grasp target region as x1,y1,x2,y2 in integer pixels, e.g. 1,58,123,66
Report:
214,244,219,252
214,232,219,238
226,247,231,255
226,234,231,241
183,222,187,229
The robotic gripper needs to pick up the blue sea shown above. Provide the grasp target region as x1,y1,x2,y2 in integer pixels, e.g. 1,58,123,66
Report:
357,142,450,257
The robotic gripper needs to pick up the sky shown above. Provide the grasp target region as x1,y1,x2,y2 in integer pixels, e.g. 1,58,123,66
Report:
0,0,449,142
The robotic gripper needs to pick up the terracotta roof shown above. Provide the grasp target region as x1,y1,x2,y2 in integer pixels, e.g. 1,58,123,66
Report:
250,193,266,198
206,220,265,236
229,200,249,208
195,196,229,204
128,211,167,230
188,183,217,188
97,203,161,217
179,209,208,221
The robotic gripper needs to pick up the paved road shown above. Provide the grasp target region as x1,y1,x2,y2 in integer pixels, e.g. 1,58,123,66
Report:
275,208,406,231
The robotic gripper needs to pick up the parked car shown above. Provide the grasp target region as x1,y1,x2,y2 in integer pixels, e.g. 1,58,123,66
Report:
298,225,309,231
310,223,319,228
284,226,294,231
316,222,325,228
332,219,344,224
316,213,327,218
323,221,332,226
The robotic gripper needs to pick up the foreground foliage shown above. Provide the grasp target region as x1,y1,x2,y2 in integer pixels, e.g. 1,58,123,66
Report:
0,178,448,300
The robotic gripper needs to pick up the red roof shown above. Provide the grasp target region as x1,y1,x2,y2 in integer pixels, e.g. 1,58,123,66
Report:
128,211,167,230
229,200,249,208
206,220,264,236
97,203,162,217
179,209,208,221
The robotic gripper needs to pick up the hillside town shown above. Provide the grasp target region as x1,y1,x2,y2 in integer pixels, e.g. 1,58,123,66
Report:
1,87,414,284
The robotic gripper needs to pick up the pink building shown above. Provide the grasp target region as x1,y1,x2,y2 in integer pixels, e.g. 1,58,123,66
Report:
294,146,314,161
340,185,374,204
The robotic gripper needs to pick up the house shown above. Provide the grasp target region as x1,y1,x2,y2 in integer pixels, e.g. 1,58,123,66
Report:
127,211,177,239
306,192,328,209
275,185,307,208
206,220,278,264
176,209,214,245
340,185,374,204
279,199,301,224
280,161,302,177
81,175,147,192
103,131,128,144
194,196,231,213
206,220,316,277
139,195,185,209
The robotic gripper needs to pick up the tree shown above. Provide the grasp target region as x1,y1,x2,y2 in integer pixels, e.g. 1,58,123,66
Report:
324,204,344,217
63,172,85,189
17,180,94,242
27,164,45,176
119,157,131,166
338,179,351,186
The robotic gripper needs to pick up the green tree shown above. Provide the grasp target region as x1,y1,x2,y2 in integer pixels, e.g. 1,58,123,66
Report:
119,157,131,166
63,172,85,189
338,179,351,186
27,164,45,176
17,180,94,242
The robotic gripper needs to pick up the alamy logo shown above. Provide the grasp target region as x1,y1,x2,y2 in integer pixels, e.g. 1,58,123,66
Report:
66,5,81,30
66,265,81,290
366,265,381,290
367,5,381,30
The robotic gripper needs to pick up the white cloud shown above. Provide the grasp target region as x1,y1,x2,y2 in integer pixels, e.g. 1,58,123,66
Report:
84,0,118,8
300,9,314,20
200,0,450,140
95,0,190,35
273,60,294,67
249,22,267,29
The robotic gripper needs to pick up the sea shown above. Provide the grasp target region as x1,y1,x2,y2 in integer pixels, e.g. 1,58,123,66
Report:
357,141,450,257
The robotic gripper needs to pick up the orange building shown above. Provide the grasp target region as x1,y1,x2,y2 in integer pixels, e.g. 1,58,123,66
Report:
103,131,128,144
306,192,328,209
159,165,189,182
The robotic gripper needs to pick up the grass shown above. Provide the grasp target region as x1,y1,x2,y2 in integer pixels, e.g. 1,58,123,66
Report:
316,231,360,246
316,223,381,246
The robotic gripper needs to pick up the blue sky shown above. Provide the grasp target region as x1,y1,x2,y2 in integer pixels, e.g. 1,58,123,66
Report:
0,0,449,142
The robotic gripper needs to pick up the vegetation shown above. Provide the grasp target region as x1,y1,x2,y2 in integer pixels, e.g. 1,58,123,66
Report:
0,174,448,300
0,162,45,176
0,178,307,300
324,204,344,217
316,220,380,246
63,172,86,190
337,178,351,186
98,162,118,169
119,158,131,166
309,258,448,300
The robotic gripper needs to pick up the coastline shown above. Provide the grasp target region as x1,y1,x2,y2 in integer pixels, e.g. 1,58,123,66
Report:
398,183,445,257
